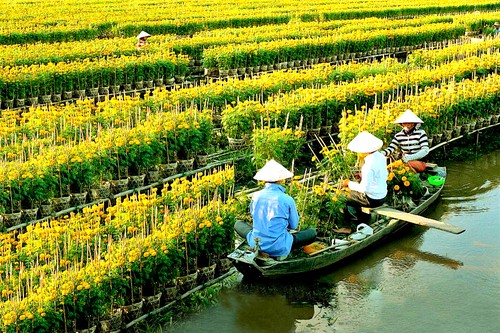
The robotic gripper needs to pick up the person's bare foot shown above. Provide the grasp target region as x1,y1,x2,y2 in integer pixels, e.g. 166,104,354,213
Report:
333,227,352,234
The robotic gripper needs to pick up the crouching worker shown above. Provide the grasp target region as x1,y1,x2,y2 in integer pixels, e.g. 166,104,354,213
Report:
382,109,429,173
234,159,316,260
336,131,388,234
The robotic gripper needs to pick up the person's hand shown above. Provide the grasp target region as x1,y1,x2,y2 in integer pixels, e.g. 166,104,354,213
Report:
401,153,408,163
341,179,350,188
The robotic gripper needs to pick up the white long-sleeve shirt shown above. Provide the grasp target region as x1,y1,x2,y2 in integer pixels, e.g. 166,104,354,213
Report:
348,151,388,200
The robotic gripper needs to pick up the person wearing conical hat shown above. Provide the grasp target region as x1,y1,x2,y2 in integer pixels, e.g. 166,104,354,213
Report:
137,31,151,49
336,131,388,234
494,22,500,36
234,159,316,259
381,109,429,173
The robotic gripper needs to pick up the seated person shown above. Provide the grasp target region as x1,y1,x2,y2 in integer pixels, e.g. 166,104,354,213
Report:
382,109,429,173
234,159,316,260
336,131,388,234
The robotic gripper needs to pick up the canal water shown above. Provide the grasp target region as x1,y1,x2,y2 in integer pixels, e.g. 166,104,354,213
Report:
168,149,500,333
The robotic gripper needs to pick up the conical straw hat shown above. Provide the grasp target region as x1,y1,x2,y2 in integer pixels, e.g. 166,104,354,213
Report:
394,109,423,124
347,131,383,153
137,31,151,39
253,159,293,182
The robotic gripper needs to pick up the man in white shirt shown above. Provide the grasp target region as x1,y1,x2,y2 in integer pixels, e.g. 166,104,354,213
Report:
336,131,388,234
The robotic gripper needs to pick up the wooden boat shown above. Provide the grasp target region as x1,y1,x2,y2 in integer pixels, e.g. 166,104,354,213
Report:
228,165,458,279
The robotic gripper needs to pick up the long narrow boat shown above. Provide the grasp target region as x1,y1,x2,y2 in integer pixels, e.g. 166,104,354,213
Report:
228,165,448,279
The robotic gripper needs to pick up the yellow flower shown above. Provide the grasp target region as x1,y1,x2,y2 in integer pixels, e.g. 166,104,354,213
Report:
394,185,400,191
404,181,410,187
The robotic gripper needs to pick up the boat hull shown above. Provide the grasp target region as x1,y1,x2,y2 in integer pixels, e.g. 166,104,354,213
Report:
228,174,445,279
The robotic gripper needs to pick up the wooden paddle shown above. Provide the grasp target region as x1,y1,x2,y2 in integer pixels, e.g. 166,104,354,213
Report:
371,207,465,234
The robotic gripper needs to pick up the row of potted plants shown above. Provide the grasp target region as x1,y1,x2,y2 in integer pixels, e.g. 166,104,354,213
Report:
0,167,237,332
0,107,214,219
0,50,189,104
1,1,494,46
201,23,465,69
219,50,500,140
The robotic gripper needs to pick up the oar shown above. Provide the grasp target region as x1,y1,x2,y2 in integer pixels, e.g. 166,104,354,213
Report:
371,207,465,234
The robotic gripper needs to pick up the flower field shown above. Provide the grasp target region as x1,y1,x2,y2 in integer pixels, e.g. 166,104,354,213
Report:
1,1,500,331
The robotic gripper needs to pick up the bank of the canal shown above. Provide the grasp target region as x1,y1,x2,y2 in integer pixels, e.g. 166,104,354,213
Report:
167,141,499,332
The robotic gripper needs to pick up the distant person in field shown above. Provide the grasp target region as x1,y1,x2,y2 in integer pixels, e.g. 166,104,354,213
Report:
137,31,151,49
381,109,429,173
494,22,500,36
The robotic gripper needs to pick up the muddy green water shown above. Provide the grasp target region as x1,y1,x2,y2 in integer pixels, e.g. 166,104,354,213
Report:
169,150,500,333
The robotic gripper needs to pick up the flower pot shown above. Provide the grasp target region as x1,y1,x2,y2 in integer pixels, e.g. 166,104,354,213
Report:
218,69,229,78
99,86,109,95
227,137,246,150
2,212,23,228
71,192,88,206
260,65,268,72
110,178,129,195
143,292,162,312
253,65,261,73
76,89,86,98
52,93,62,103
124,83,132,91
228,68,237,76
121,300,143,323
64,91,73,100
174,75,185,83
175,271,198,294
434,133,443,144
237,67,246,76
147,170,161,183
320,125,332,136
196,154,210,167
29,97,38,106
4,99,14,109
159,162,178,178
99,309,122,332
39,202,54,217
154,78,164,87
443,129,453,141
197,264,217,284
40,95,52,104
492,114,500,124
460,123,471,135
135,81,144,89
166,77,176,86
161,285,178,303
129,174,146,188
307,128,321,140
216,258,232,276
146,80,154,88
52,196,71,212
89,87,99,97
90,182,111,201
452,126,462,138
22,208,39,222
110,85,121,94
16,98,26,107
177,158,195,172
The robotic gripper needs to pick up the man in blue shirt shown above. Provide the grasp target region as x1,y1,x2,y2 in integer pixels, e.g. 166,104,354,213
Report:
234,159,316,259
